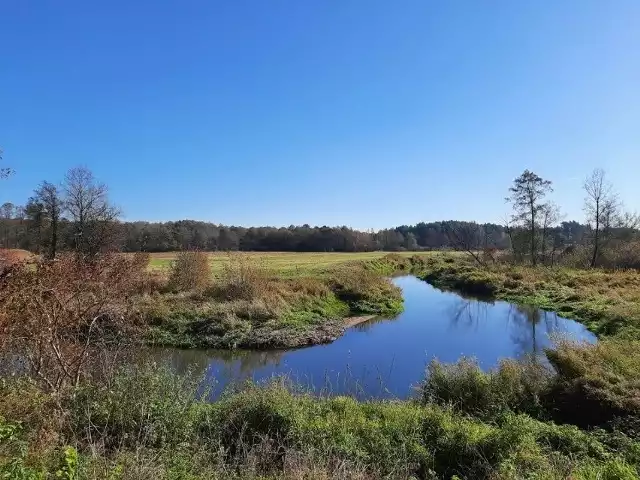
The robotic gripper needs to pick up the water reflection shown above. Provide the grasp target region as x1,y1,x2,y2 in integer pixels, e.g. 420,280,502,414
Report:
142,276,597,399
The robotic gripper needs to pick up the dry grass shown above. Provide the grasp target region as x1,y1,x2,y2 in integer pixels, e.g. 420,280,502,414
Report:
145,251,440,278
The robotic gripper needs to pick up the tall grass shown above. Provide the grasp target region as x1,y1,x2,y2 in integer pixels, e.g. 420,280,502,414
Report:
2,362,639,479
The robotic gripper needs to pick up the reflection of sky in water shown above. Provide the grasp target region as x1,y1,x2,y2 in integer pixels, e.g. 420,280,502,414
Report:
147,276,597,400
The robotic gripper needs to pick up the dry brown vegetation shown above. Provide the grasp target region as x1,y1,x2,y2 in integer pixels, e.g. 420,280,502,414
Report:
168,250,211,292
0,252,149,392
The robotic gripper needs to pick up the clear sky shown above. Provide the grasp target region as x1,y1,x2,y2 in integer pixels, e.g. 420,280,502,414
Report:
1,1,639,229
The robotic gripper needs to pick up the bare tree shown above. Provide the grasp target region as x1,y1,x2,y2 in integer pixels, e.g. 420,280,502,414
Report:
443,221,488,266
63,167,121,256
540,202,562,265
584,169,616,268
506,170,553,266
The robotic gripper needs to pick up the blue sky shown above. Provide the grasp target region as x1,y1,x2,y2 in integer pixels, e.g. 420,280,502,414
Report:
1,1,639,229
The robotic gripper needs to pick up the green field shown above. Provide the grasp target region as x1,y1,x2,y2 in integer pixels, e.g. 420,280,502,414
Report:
147,250,442,277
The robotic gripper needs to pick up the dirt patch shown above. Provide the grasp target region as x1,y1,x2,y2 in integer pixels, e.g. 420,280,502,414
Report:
344,315,376,328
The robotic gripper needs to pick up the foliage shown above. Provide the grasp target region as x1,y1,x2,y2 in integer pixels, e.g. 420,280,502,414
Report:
546,339,640,432
3,365,640,479
67,364,202,449
215,253,271,301
421,357,551,420
330,263,404,315
0,253,147,392
168,250,211,292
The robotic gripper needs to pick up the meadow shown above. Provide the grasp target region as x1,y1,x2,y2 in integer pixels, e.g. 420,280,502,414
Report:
146,250,441,277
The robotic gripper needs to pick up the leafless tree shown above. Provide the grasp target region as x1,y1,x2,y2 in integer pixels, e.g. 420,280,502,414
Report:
584,169,617,268
0,148,12,181
540,202,562,265
63,167,121,257
443,221,487,266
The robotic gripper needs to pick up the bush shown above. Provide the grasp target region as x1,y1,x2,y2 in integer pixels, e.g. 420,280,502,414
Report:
330,266,403,315
67,363,203,449
421,358,551,419
168,250,211,292
545,339,640,431
0,253,145,392
216,253,272,301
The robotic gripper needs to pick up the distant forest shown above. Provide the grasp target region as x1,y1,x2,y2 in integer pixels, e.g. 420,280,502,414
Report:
0,164,599,255
0,210,589,253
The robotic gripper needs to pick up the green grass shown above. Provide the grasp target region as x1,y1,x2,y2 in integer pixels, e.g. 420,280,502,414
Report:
3,364,640,480
141,253,419,349
420,257,640,339
146,251,442,277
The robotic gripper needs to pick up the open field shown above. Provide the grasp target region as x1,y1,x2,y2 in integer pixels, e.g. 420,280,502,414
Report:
147,250,444,277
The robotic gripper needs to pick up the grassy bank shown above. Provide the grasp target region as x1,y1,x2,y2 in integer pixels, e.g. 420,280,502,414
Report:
2,359,639,480
419,256,640,339
141,253,419,349
4,253,640,478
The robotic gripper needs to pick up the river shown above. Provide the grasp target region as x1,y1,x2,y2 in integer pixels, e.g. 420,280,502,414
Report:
142,276,596,399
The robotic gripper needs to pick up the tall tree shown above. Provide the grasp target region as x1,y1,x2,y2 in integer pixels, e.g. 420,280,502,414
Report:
32,181,63,259
506,170,553,266
63,167,121,256
583,169,616,268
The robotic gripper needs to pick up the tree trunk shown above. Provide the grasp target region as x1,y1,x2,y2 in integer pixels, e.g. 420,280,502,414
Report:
530,204,537,266
590,200,600,268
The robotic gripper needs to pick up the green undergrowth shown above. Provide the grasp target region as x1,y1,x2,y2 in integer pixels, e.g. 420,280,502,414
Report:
420,257,640,339
142,256,407,349
2,363,640,479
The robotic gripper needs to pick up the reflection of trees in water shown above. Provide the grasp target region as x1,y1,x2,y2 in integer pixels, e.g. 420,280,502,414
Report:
507,305,568,359
137,347,286,389
444,296,570,361
447,297,492,331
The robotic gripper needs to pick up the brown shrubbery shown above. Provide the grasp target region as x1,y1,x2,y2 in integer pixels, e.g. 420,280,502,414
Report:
168,250,211,292
0,252,149,392
216,253,271,301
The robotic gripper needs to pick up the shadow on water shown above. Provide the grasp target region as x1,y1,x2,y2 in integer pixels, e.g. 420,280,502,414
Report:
140,276,597,400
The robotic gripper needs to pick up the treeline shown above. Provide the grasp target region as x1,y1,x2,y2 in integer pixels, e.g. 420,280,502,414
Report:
0,162,631,259
0,211,516,253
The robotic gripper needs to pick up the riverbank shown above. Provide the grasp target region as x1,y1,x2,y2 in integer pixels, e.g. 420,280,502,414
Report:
4,253,640,478
141,256,409,349
420,257,640,339
3,355,639,480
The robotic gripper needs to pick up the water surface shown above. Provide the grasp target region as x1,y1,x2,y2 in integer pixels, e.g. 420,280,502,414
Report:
146,276,596,399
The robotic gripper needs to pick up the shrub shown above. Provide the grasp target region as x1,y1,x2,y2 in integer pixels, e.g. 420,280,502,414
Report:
421,358,551,419
330,266,403,315
168,250,211,292
67,363,203,449
545,339,640,431
216,253,271,301
0,253,144,392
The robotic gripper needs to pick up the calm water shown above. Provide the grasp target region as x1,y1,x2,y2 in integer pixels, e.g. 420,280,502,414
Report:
145,276,596,399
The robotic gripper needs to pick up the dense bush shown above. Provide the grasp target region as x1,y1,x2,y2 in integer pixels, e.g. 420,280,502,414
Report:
330,265,404,315
168,250,211,292
421,358,551,420
546,339,640,432
3,364,639,479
